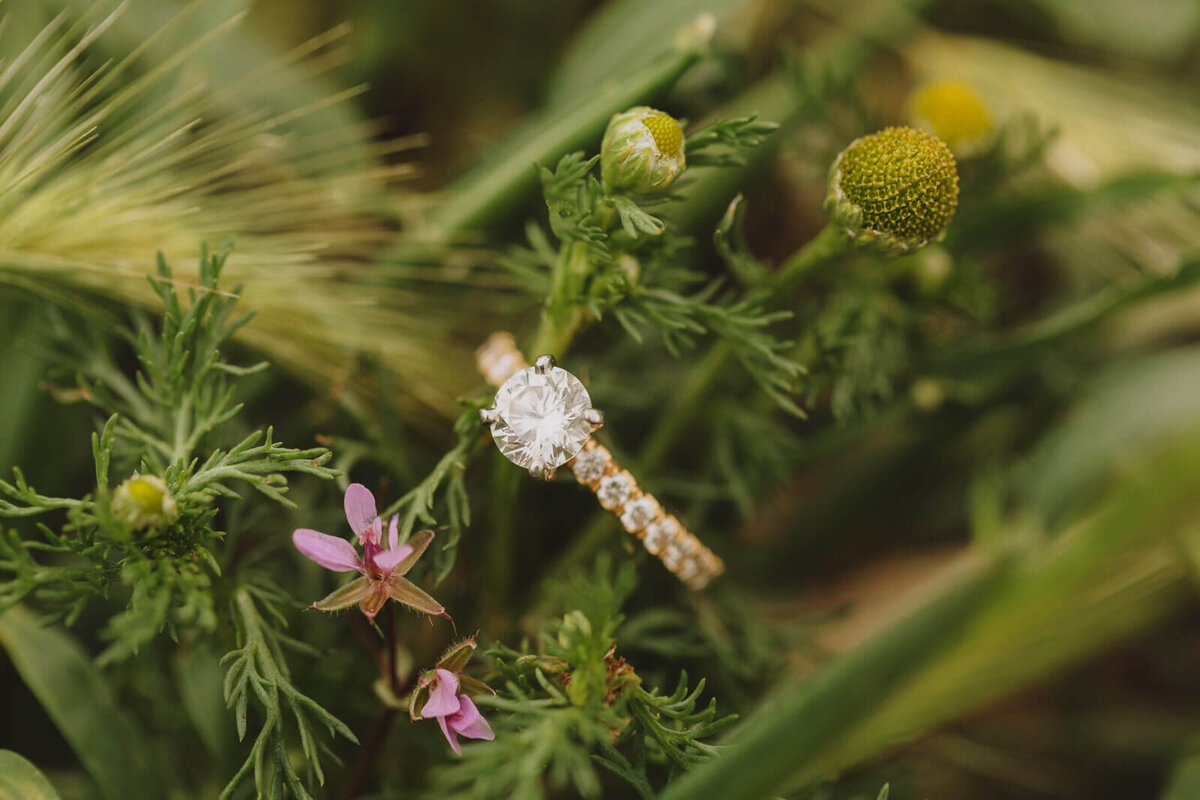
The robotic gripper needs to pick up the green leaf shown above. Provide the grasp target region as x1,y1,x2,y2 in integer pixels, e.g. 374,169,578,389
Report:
657,560,1006,800
1021,345,1200,524
174,642,232,760
0,608,164,800
612,195,666,238
547,0,752,105
677,424,1200,799
0,751,63,800
1161,750,1200,800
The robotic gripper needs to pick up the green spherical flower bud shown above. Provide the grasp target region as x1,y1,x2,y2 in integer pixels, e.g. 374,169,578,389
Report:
825,126,959,255
112,473,177,530
600,106,686,193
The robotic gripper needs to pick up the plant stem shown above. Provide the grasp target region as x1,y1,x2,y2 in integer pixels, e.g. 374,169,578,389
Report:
530,241,592,358
769,223,847,296
342,605,400,799
339,707,397,800
640,223,844,468
483,450,522,630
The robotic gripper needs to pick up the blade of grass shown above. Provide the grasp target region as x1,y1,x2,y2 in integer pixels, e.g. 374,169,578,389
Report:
662,424,1200,799
659,556,1006,800
0,750,63,800
0,607,165,800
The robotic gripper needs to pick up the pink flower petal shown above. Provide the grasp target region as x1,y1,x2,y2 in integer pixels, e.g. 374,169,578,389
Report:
448,695,494,742
388,515,399,551
437,714,461,756
343,483,378,539
292,529,362,573
373,544,414,574
420,669,461,719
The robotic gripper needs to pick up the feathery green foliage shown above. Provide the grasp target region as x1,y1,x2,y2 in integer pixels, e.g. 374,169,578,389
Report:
430,560,734,799
1,249,336,664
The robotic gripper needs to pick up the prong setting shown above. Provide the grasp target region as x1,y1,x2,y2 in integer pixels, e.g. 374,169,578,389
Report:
533,354,556,374
479,407,499,425
584,408,605,430
527,462,557,481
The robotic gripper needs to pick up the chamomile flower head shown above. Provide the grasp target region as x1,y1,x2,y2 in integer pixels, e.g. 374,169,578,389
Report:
601,106,686,193
825,126,960,255
112,473,177,530
909,79,993,151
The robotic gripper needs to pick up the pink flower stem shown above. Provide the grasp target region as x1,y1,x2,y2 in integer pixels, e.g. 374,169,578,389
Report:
339,707,397,800
341,606,412,799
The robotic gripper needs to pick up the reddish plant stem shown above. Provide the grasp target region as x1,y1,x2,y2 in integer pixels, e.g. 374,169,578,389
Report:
341,605,401,799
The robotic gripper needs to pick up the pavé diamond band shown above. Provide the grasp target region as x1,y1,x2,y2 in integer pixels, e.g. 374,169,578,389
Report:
476,332,724,590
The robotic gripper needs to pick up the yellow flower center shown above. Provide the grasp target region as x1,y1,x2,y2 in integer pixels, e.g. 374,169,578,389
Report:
641,111,683,159
837,126,959,243
910,80,992,146
126,477,165,512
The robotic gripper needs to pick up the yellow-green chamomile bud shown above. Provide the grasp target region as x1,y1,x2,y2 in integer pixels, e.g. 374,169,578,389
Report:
825,126,959,256
909,80,993,151
112,473,178,530
600,106,686,193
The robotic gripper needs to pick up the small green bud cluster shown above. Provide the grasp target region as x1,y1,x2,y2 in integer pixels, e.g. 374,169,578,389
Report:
826,126,959,255
600,106,686,193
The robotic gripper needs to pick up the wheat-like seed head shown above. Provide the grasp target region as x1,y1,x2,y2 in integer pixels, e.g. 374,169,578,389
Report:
0,4,486,426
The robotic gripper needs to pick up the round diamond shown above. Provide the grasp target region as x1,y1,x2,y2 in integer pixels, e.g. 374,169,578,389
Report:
664,536,695,569
597,472,633,510
620,496,661,533
571,447,610,483
490,365,594,472
642,516,679,554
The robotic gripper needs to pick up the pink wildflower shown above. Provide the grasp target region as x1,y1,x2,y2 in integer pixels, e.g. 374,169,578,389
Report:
293,483,447,622
407,637,496,755
420,669,495,755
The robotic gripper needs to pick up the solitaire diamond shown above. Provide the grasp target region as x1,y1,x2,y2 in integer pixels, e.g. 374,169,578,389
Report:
489,365,594,474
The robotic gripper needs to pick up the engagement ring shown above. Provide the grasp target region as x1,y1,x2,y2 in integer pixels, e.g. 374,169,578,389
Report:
476,333,724,590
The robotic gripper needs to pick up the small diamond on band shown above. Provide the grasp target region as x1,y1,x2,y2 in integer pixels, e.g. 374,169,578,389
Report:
643,516,680,554
477,333,527,388
570,446,611,484
620,496,661,533
663,536,695,570
675,557,703,582
597,471,634,510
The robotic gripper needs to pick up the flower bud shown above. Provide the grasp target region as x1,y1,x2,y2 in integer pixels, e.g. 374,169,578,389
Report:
112,473,177,530
826,126,959,255
406,637,493,721
600,106,686,193
909,80,993,152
